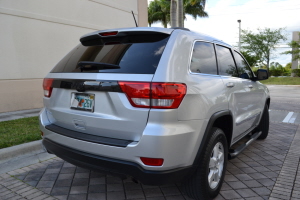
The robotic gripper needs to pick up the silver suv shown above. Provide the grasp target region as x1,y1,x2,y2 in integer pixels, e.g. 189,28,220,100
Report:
39,27,270,200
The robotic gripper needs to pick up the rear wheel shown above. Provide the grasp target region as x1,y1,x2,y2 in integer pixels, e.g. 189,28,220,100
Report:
257,104,269,140
183,127,228,200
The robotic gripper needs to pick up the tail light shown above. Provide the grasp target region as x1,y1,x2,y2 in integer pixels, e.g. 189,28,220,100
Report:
99,31,118,36
140,157,164,166
118,82,186,109
43,78,54,97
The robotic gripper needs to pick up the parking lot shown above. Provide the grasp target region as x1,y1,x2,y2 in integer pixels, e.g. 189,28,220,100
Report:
0,85,300,200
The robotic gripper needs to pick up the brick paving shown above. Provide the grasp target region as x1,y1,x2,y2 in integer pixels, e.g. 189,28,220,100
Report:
0,122,299,200
269,123,300,200
270,101,300,113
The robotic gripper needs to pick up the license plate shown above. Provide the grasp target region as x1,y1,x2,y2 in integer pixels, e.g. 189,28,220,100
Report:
70,93,95,112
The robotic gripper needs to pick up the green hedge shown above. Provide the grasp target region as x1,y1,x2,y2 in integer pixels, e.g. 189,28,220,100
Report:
269,68,291,76
292,69,300,77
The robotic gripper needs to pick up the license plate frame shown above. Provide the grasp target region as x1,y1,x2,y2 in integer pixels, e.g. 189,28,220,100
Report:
70,93,95,112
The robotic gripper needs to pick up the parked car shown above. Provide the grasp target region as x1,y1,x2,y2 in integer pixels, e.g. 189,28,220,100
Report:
40,27,270,200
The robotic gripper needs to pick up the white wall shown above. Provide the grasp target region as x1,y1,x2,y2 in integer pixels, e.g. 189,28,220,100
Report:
0,0,148,112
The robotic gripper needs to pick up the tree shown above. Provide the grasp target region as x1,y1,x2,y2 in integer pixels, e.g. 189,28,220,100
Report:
148,0,208,28
170,0,177,27
177,0,184,27
241,28,287,72
282,33,300,61
148,0,170,28
184,0,208,20
268,62,290,76
285,62,292,70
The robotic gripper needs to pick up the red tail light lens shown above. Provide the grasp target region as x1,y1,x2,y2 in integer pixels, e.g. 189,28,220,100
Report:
118,82,186,109
151,83,186,109
43,78,54,97
140,157,164,166
119,82,151,108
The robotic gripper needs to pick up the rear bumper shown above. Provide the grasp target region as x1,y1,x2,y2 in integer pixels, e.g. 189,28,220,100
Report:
43,138,196,185
39,107,205,171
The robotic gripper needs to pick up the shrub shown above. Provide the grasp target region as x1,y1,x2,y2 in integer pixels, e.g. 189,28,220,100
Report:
282,71,291,76
270,68,282,76
292,69,300,77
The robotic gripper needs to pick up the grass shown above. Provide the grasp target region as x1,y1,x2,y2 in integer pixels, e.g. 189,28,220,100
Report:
260,77,300,85
0,116,41,149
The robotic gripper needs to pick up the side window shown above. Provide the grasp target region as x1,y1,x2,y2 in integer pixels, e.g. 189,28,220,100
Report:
233,51,253,79
190,41,217,75
216,45,238,77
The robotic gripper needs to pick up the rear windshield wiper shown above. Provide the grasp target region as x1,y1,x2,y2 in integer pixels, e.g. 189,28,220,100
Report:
77,61,120,71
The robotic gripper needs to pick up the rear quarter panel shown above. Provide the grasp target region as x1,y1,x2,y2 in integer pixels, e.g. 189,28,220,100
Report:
152,31,228,121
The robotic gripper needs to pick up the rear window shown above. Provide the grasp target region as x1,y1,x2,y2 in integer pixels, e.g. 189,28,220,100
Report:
216,45,239,77
190,41,217,75
51,34,170,74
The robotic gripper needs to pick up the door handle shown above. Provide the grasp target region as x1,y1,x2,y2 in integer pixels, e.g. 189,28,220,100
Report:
226,82,235,88
248,85,253,88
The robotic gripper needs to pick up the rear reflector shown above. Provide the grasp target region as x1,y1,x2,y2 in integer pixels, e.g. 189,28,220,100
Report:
43,78,54,97
140,157,164,166
99,31,118,36
118,82,186,109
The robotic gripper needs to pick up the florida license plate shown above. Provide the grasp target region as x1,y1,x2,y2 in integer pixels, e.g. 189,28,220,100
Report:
70,93,95,112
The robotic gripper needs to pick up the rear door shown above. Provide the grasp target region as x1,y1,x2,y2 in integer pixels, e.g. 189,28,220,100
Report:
44,30,170,142
216,45,260,144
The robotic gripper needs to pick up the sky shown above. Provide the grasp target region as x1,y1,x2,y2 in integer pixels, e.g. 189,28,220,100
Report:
148,0,300,66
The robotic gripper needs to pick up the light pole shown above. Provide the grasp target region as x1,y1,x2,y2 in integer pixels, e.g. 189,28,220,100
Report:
238,20,241,51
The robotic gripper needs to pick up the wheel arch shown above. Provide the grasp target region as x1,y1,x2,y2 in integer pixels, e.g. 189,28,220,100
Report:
192,110,233,167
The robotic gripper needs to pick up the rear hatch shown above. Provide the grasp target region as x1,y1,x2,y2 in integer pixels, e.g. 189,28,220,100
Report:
44,28,171,142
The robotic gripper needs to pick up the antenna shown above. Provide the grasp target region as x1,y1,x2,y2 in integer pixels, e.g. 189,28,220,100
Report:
131,11,138,27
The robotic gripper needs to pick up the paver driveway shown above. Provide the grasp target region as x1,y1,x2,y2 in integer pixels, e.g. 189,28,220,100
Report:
0,122,299,200
1,85,300,200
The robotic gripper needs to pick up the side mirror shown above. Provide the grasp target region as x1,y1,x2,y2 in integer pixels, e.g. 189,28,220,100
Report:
256,69,268,80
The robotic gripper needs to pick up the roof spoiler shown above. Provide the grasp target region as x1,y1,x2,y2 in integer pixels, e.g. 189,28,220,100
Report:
171,27,190,31
80,29,171,46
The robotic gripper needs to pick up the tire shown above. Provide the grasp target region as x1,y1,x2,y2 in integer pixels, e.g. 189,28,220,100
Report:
183,127,228,200
257,104,269,140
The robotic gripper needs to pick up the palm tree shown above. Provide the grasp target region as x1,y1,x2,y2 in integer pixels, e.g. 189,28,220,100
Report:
184,0,208,20
148,0,208,28
177,0,184,27
148,0,170,28
170,0,177,27
181,0,208,27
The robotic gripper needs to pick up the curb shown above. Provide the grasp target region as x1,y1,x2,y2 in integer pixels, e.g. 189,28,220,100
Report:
0,108,41,122
266,85,300,87
0,140,44,162
0,140,56,174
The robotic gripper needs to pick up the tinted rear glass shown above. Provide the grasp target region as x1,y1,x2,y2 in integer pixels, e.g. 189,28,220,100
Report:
51,34,170,74
190,41,217,75
233,51,253,79
216,45,238,77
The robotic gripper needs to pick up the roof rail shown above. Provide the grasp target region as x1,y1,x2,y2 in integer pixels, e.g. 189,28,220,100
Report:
171,27,190,31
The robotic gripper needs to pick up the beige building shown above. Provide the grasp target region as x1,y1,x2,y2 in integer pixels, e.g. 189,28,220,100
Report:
0,0,148,113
